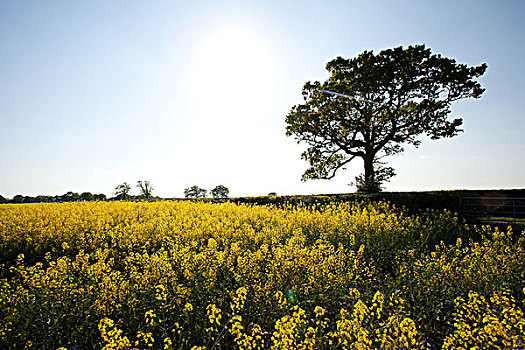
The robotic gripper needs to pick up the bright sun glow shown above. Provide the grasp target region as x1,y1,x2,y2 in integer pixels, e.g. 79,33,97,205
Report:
186,26,278,133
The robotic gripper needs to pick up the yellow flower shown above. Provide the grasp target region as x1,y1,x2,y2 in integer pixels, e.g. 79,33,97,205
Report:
183,302,193,312
163,337,172,349
314,306,325,318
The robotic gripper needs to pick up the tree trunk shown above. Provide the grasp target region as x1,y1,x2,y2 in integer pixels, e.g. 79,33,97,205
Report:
364,154,375,183
362,153,378,193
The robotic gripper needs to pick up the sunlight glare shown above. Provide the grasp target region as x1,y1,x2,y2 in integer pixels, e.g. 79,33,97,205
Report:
185,26,278,136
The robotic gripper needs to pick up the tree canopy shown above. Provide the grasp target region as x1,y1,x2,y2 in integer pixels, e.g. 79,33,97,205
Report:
137,180,154,198
286,44,487,192
211,185,229,198
184,185,207,198
114,182,131,200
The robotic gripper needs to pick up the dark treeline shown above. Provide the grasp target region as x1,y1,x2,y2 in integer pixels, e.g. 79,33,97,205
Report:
2,189,524,217
0,191,106,204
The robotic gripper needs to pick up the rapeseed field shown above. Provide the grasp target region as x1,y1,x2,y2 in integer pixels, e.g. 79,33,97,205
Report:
0,201,523,349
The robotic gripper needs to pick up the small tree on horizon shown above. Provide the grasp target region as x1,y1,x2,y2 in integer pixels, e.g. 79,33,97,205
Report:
137,180,154,198
80,192,94,201
114,182,131,200
184,185,207,198
211,185,229,198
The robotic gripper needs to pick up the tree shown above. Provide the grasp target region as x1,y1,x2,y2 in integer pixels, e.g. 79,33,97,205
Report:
61,191,80,202
80,192,94,201
286,44,487,193
94,193,107,201
114,182,131,200
137,180,154,198
12,195,25,203
211,185,229,198
184,185,207,198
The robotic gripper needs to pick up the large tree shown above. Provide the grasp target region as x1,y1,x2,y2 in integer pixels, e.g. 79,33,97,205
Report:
286,44,486,192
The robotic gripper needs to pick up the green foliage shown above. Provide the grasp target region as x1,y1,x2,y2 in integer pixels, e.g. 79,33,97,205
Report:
353,160,396,193
184,185,207,198
0,193,106,204
61,191,80,202
210,185,229,199
228,190,525,221
286,44,487,193
114,182,131,200
79,192,94,201
137,180,154,199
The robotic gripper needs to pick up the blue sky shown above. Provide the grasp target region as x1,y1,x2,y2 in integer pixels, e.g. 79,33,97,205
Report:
1,0,524,198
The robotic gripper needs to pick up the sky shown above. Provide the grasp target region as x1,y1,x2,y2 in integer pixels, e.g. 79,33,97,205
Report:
1,0,524,198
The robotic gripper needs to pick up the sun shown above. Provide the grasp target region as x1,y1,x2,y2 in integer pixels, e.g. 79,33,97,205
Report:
185,25,278,128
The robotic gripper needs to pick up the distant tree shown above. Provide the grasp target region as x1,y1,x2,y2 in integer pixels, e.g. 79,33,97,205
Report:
114,182,132,200
211,185,229,198
79,192,94,201
0,194,7,204
23,196,37,203
268,192,277,196
60,192,80,202
35,195,52,203
184,185,207,198
94,193,107,201
137,180,154,198
286,44,487,193
12,195,25,203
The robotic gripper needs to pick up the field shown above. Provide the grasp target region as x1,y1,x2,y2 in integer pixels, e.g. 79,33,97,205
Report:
0,200,524,349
